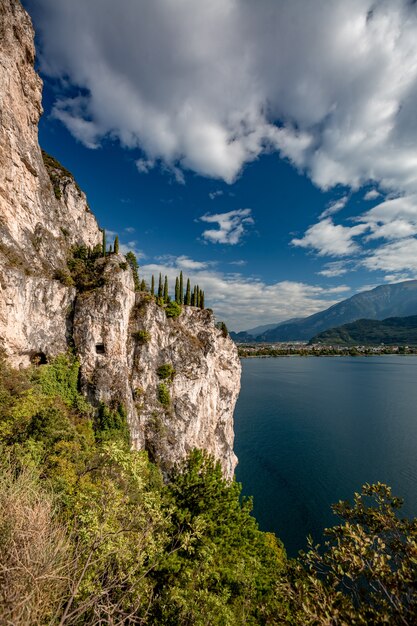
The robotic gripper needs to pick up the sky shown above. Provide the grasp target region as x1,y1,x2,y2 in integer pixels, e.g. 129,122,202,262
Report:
23,0,417,330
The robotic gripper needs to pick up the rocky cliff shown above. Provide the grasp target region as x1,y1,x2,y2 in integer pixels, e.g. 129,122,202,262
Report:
0,0,240,477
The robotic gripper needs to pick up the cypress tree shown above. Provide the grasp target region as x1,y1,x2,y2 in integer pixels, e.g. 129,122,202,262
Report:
126,251,140,291
151,275,155,296
140,279,146,291
102,229,106,256
192,285,197,307
196,285,200,308
108,244,112,254
158,273,163,298
114,235,119,254
163,275,169,303
185,278,191,305
200,290,205,309
175,277,180,303
179,271,184,304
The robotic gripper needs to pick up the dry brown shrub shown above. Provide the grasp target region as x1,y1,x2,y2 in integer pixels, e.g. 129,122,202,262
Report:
0,462,71,626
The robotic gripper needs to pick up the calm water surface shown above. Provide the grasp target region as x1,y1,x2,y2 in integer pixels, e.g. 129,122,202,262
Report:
234,356,417,557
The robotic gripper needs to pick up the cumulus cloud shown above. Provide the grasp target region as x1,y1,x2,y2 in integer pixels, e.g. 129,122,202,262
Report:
106,229,145,260
27,0,417,192
362,238,417,273
317,261,350,278
26,0,417,279
139,255,348,330
199,208,254,245
291,218,368,256
319,196,349,219
209,190,224,200
364,189,381,201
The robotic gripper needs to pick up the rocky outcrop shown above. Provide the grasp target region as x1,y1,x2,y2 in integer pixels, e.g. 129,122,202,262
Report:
0,0,101,366
73,262,240,476
0,0,240,477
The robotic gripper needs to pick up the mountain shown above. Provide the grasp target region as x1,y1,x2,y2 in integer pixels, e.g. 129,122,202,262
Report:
310,315,417,346
257,281,417,342
230,318,304,342
0,0,240,478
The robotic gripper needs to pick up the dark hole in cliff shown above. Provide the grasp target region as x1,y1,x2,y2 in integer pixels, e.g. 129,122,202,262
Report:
31,351,47,365
96,343,106,355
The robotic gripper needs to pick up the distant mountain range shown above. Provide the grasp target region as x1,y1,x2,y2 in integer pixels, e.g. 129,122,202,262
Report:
231,280,417,342
230,318,302,342
310,315,417,346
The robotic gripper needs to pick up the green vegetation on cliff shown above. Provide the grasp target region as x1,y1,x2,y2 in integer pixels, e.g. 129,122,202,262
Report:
0,355,416,625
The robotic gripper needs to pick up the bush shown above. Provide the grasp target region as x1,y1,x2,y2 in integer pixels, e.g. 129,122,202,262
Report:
156,364,176,381
157,383,171,406
66,244,105,292
132,330,151,344
0,460,71,626
165,301,182,319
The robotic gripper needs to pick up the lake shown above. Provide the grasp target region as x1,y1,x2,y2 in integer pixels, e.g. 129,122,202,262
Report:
234,356,417,557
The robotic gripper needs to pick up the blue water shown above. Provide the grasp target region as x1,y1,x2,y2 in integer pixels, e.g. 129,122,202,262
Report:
234,356,417,557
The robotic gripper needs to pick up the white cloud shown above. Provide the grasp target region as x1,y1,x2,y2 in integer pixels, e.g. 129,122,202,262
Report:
317,261,350,278
362,238,417,273
27,0,417,281
209,190,223,200
200,208,254,245
364,189,380,200
139,255,347,330
28,0,417,192
319,195,348,219
291,218,368,257
106,229,146,260
136,158,155,174
176,255,209,270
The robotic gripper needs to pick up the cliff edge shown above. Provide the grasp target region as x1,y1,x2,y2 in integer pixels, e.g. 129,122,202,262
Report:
0,0,240,477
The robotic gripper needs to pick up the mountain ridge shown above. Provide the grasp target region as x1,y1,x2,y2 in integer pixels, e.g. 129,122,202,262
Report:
255,280,417,342
310,314,417,346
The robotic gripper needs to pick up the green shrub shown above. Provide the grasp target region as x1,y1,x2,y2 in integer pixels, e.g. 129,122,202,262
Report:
119,262,128,271
131,330,151,344
53,268,74,287
156,364,176,381
157,383,171,406
165,301,182,319
94,402,130,446
66,244,105,292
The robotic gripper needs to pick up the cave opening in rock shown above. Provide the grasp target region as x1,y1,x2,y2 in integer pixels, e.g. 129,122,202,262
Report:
95,343,106,354
30,351,47,365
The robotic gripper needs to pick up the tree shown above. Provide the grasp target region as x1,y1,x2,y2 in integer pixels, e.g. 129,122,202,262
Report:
151,274,155,297
216,321,228,338
114,235,119,254
175,277,180,303
126,252,140,291
179,271,184,305
185,278,191,305
284,483,417,625
140,279,147,291
163,276,169,303
200,290,205,309
158,273,163,299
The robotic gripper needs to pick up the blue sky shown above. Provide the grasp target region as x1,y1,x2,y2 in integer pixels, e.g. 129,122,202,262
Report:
24,0,417,330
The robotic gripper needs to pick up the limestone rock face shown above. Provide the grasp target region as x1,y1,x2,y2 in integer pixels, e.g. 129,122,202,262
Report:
0,0,241,477
0,0,101,364
73,274,240,477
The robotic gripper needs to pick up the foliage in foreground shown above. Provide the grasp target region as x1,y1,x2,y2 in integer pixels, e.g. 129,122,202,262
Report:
0,354,416,625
